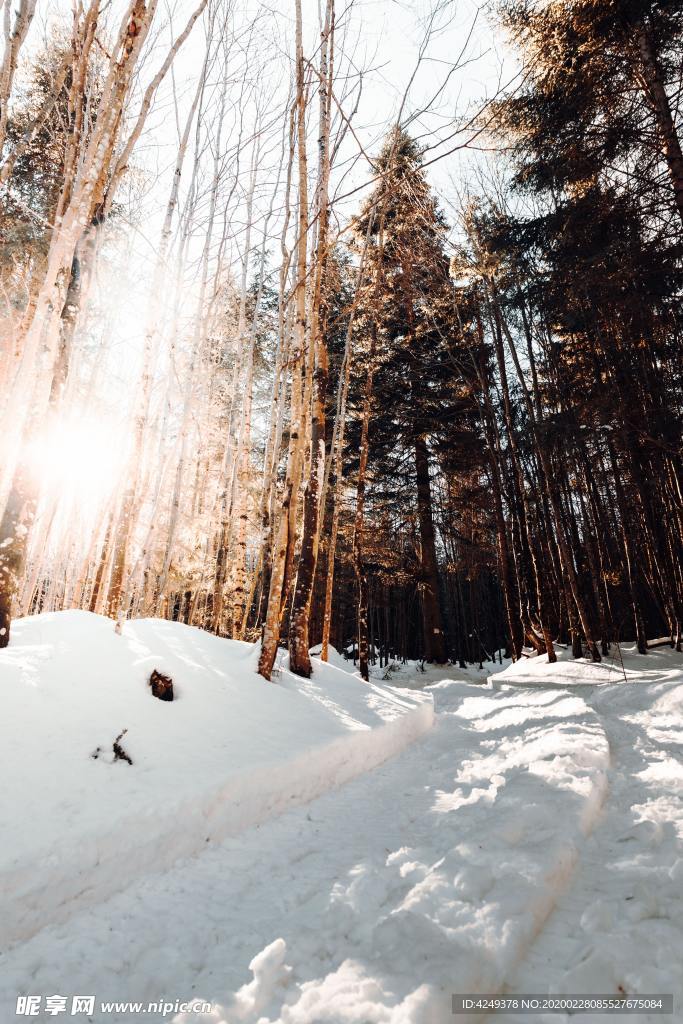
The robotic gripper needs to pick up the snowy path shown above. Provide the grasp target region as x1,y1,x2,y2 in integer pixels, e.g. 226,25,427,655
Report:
497,679,683,1024
1,679,609,1023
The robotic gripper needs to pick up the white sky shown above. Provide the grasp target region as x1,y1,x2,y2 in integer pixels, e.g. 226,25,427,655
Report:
118,0,517,237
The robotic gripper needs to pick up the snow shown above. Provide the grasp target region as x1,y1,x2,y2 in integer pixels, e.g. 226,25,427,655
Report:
1,620,682,1024
0,611,432,948
489,641,681,690
497,667,683,1024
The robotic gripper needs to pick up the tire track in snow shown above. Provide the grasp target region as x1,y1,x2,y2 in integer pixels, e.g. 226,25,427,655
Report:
496,680,683,1024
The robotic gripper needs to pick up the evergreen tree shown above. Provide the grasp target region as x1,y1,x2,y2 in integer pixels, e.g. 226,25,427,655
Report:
344,128,486,665
498,0,683,229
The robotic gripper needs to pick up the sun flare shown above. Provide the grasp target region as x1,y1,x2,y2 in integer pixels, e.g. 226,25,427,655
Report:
25,414,128,512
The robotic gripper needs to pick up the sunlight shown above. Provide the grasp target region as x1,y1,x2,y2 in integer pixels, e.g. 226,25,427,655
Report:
25,414,128,513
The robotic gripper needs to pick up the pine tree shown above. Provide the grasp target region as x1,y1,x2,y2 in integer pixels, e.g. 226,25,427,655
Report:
498,0,683,229
346,128,484,666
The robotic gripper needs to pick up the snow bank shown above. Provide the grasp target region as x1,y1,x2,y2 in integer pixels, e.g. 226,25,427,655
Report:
0,611,433,946
489,640,682,690
6,632,677,1024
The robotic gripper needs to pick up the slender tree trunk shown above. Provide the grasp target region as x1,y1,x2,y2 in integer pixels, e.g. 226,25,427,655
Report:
352,321,378,682
414,435,447,662
635,21,683,230
258,0,309,680
289,0,334,676
0,0,37,154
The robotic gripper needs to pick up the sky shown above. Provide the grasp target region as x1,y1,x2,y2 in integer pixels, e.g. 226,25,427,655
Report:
115,0,516,227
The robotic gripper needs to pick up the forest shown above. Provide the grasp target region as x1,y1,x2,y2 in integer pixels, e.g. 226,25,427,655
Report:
1,0,682,681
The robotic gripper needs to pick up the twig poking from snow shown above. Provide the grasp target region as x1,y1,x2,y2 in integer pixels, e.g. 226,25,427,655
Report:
112,729,133,766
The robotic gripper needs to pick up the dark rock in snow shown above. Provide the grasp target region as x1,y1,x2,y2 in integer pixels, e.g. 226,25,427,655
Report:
149,668,174,702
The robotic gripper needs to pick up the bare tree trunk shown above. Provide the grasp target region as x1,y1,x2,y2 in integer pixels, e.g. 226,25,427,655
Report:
228,144,260,637
352,320,378,682
258,0,309,681
0,459,34,645
414,435,447,662
289,0,334,676
0,0,37,155
319,215,376,661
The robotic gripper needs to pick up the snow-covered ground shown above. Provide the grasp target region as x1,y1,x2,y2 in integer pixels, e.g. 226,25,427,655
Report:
1,618,681,1023
497,649,683,1024
0,612,432,947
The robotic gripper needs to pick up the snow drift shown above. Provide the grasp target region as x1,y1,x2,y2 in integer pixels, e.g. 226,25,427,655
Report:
0,611,433,946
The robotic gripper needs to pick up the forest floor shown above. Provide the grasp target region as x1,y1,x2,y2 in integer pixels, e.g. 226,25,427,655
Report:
0,616,682,1023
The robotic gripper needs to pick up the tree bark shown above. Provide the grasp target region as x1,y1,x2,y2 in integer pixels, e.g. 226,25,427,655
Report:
414,435,447,662
258,0,309,680
289,0,334,677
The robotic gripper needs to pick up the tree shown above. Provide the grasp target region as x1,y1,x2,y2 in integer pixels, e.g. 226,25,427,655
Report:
346,128,483,669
